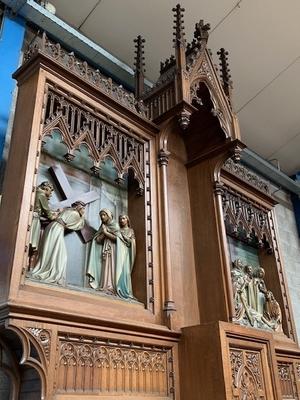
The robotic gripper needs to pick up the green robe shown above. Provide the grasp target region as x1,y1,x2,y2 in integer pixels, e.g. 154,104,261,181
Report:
31,208,85,285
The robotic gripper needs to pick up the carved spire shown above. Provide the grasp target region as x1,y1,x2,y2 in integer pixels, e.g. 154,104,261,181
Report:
134,35,146,99
172,4,186,48
194,19,210,47
217,48,233,103
172,4,187,104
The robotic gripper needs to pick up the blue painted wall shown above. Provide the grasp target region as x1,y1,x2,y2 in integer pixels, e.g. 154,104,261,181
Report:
291,172,300,237
0,11,25,159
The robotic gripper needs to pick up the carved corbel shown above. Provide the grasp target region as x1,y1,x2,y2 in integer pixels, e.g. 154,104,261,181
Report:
115,173,125,186
178,109,191,130
136,186,144,197
63,151,75,162
90,164,101,176
158,148,170,167
212,139,246,185
214,181,224,196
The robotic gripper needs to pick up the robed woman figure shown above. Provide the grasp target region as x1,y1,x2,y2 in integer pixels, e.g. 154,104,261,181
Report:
117,214,136,299
87,209,136,299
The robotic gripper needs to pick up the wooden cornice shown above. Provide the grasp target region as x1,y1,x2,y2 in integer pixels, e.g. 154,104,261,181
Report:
13,50,159,136
221,160,278,208
1,302,181,342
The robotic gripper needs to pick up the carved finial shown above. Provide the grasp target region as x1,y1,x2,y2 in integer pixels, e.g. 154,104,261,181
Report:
160,54,176,74
194,19,210,45
217,48,233,102
134,35,146,99
172,4,186,48
134,35,145,73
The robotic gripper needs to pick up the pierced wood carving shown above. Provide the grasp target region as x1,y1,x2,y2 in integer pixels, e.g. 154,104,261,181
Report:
296,362,300,380
230,348,265,399
222,185,273,250
277,361,298,399
43,85,146,192
26,327,51,363
223,159,270,195
56,334,174,396
24,32,147,117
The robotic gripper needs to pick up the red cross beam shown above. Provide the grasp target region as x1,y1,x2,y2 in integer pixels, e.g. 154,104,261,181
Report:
49,165,98,242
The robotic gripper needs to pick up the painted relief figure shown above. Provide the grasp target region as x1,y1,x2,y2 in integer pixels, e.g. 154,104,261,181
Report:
29,181,59,251
87,209,120,294
117,214,136,299
31,201,86,285
87,210,136,300
231,259,282,332
231,259,254,326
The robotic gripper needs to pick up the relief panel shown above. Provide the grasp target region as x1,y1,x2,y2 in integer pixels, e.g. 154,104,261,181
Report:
277,361,298,399
230,347,266,399
55,333,175,397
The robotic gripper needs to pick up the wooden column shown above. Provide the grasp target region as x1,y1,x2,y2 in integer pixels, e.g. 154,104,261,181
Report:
158,148,176,326
0,66,46,302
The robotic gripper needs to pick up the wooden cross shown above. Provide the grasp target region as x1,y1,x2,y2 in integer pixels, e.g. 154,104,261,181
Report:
49,165,98,242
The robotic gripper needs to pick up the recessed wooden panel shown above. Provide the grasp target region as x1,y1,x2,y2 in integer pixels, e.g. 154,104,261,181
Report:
55,333,174,397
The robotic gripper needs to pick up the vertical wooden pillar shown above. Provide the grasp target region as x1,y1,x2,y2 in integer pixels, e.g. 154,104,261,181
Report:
187,148,242,323
0,67,45,301
158,148,176,326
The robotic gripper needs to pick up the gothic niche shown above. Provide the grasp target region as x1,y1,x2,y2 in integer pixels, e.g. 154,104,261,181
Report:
186,82,230,161
27,86,150,306
222,185,282,332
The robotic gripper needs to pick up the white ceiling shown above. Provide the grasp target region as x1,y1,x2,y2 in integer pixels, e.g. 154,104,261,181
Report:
49,0,300,175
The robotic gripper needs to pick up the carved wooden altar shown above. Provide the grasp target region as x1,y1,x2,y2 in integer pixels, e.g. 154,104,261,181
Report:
0,4,300,399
